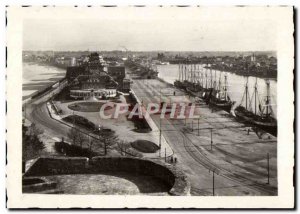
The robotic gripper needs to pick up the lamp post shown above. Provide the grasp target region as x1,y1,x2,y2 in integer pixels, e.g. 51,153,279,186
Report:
98,125,105,155
159,88,162,157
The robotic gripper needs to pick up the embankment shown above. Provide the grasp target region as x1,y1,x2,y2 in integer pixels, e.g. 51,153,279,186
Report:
24,156,190,196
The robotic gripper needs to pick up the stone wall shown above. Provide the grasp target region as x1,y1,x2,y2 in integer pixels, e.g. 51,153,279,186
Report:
24,156,190,196
24,156,88,176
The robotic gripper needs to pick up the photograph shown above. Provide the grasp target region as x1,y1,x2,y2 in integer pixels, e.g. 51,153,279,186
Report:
6,5,294,208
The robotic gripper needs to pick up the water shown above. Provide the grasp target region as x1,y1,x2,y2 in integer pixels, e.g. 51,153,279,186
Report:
23,62,66,100
157,64,277,118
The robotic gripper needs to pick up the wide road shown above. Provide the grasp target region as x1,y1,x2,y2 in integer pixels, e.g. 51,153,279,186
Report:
26,101,71,142
131,78,277,196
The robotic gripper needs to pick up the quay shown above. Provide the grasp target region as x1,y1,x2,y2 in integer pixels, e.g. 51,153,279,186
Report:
129,75,277,196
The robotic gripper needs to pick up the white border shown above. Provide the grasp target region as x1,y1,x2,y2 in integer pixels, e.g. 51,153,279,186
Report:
5,5,295,209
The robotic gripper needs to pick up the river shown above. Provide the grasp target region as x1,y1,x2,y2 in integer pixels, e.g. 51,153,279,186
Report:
22,62,277,118
157,64,277,118
23,62,66,100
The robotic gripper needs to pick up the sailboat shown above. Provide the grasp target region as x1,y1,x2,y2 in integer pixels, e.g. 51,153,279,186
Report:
199,66,213,103
174,64,187,90
209,72,235,112
234,77,277,136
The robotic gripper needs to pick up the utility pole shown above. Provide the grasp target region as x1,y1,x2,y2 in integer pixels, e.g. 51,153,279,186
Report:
99,125,106,155
88,134,91,152
198,118,200,136
159,117,162,152
191,120,193,131
267,153,270,184
159,88,162,156
212,170,215,196
210,128,213,151
245,77,249,110
24,102,26,121
165,148,167,162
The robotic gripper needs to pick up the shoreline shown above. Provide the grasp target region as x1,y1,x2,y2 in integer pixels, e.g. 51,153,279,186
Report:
204,65,277,81
22,62,66,103
23,78,67,105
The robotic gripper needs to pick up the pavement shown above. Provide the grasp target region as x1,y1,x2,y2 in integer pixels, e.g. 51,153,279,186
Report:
130,78,277,196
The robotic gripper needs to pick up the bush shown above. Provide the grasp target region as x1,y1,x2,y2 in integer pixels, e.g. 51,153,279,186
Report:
63,115,97,131
129,115,152,132
131,140,159,153
54,141,99,157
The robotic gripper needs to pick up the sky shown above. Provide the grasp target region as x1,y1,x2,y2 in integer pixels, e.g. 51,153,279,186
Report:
22,7,279,52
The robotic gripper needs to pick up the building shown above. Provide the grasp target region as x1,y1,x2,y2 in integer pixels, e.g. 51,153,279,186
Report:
107,66,131,92
66,52,119,100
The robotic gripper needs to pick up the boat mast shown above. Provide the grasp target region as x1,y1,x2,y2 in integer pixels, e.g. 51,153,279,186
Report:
201,71,204,88
266,79,270,117
182,64,184,82
205,68,208,89
193,64,195,84
224,73,228,101
218,72,222,91
184,64,187,81
254,77,257,115
194,64,197,84
210,67,213,88
214,69,217,90
245,77,249,110
189,64,191,82
189,64,192,82
178,64,180,81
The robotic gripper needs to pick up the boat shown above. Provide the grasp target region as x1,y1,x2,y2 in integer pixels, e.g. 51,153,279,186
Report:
174,64,188,90
234,77,277,136
174,80,186,90
209,73,235,112
173,64,215,104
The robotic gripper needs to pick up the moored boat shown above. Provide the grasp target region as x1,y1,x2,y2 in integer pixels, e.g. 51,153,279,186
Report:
209,73,234,112
234,77,277,136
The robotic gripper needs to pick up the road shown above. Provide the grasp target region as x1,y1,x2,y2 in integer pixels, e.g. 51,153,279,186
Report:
26,102,71,143
131,78,277,196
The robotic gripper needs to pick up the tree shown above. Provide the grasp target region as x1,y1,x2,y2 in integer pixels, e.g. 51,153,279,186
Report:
67,127,87,148
88,137,95,153
98,129,118,156
77,131,86,148
27,123,43,140
22,124,45,162
67,127,78,146
116,140,130,156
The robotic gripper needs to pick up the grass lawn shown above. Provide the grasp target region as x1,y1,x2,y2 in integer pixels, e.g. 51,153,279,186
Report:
68,102,113,112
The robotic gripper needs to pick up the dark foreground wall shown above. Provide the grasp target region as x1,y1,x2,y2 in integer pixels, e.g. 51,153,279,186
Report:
24,156,190,196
